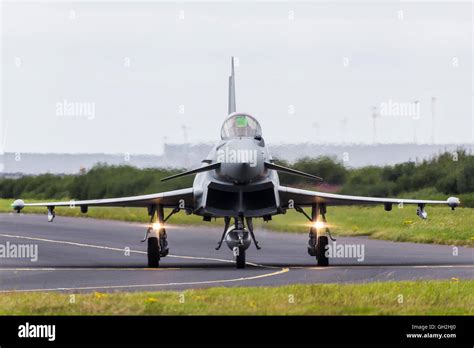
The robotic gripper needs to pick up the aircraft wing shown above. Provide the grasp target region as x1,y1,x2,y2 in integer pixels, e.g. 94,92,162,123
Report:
278,185,460,208
12,188,194,210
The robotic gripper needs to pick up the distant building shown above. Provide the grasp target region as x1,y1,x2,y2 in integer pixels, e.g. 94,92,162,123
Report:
0,143,472,175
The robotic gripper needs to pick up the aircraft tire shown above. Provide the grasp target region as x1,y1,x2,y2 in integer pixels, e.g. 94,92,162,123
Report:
316,235,329,267
236,247,246,269
148,237,160,268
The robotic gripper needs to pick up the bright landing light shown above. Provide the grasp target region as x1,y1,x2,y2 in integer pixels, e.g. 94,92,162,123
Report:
152,222,162,231
313,221,326,229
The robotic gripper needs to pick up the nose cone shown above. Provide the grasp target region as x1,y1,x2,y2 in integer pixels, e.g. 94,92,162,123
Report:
216,139,265,183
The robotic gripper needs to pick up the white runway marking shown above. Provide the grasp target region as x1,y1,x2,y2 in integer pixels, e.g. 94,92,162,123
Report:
0,232,288,292
0,268,179,271
1,232,471,293
0,232,274,268
0,233,140,253
302,265,474,270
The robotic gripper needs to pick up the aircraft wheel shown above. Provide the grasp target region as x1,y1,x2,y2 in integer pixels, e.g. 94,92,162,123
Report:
148,237,160,268
236,247,246,269
316,235,329,267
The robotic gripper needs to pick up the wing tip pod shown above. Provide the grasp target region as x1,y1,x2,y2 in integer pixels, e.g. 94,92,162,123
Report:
11,199,25,212
447,196,461,209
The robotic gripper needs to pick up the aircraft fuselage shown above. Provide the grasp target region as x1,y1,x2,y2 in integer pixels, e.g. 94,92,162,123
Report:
192,114,282,218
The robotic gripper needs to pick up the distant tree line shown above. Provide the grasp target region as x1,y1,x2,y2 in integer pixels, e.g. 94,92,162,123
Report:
338,150,474,198
1,150,473,206
0,164,193,200
277,150,474,195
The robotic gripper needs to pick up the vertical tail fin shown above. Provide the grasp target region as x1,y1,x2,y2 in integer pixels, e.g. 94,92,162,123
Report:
228,56,236,115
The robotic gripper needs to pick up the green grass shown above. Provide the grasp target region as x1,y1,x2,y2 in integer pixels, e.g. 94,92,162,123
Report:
254,206,474,247
1,199,472,247
1,281,472,315
0,198,206,224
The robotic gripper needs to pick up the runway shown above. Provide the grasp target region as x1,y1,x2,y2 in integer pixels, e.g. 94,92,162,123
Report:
0,213,472,292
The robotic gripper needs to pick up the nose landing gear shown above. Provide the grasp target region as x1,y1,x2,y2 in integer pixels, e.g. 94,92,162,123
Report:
215,216,261,269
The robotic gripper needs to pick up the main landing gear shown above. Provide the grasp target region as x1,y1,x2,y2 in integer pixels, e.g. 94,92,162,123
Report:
296,203,334,267
215,216,261,269
142,205,179,268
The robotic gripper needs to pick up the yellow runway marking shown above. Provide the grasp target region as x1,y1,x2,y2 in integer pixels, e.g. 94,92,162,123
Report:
2,233,470,293
5,264,470,272
0,268,289,293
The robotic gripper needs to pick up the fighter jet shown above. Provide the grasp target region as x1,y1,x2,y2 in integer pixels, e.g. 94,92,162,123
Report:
12,57,460,268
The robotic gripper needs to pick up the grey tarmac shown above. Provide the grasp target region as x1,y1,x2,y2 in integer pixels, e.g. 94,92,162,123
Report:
0,213,472,292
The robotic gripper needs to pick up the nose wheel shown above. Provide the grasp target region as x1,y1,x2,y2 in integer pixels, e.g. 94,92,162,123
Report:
234,246,246,269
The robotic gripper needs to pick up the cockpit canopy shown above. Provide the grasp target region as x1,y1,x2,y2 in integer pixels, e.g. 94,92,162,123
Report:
220,113,262,139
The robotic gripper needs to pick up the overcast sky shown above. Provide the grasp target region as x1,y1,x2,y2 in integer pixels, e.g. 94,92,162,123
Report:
0,1,472,155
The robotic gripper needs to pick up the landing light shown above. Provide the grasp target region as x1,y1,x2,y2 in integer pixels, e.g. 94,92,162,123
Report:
152,222,162,231
313,221,326,229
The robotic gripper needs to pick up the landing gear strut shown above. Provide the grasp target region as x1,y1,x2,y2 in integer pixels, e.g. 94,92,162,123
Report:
245,217,261,250
215,217,231,250
233,217,248,269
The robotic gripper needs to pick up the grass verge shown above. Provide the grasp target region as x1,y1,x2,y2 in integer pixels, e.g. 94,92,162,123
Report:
1,280,472,315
